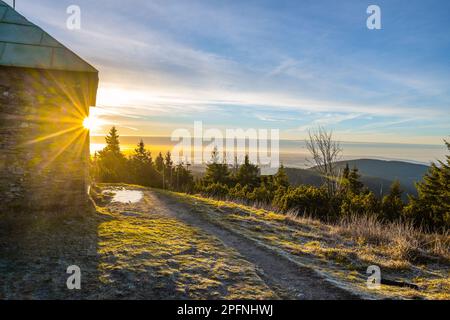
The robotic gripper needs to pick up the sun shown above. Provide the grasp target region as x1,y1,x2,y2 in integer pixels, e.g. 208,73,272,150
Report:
83,115,101,131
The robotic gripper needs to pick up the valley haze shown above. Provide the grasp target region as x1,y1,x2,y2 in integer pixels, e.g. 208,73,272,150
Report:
90,135,447,167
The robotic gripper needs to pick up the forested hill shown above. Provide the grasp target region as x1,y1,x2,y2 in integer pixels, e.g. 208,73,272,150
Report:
286,159,430,197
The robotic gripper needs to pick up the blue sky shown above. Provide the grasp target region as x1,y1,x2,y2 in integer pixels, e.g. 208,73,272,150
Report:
12,0,450,144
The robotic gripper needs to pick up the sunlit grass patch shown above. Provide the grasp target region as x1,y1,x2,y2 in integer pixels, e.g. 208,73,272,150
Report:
164,190,450,300
95,198,276,299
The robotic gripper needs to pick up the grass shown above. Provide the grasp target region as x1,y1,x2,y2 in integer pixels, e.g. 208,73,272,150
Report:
0,209,104,299
2,183,448,300
95,204,276,299
336,214,449,262
165,190,450,300
0,186,277,299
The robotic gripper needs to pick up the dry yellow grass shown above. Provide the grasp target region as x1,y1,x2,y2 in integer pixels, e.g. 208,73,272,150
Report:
335,214,449,262
166,191,450,300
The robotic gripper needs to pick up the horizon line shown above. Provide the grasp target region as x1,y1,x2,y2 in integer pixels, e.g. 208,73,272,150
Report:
89,134,446,147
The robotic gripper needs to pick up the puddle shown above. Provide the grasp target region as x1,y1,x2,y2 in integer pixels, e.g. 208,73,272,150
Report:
104,189,143,204
121,211,141,217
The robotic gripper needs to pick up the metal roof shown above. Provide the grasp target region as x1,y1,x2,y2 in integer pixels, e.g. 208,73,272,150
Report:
0,1,97,73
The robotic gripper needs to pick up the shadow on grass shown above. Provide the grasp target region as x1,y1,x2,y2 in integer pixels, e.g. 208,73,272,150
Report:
0,208,110,299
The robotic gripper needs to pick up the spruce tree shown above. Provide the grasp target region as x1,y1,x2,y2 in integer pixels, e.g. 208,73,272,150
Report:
130,140,156,186
405,140,450,230
381,180,404,221
174,161,194,192
96,126,127,182
340,165,364,195
274,164,289,189
165,151,173,168
342,163,350,179
236,154,260,189
164,151,174,188
348,167,364,194
155,152,164,172
104,126,121,155
132,140,153,165
204,147,230,185
339,165,377,217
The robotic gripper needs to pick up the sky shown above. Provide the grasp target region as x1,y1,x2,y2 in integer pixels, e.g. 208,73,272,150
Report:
11,0,450,144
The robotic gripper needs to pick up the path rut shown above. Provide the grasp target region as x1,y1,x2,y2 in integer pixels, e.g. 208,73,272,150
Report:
110,188,358,300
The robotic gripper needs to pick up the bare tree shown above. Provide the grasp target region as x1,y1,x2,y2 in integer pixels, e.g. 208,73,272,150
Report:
305,127,343,196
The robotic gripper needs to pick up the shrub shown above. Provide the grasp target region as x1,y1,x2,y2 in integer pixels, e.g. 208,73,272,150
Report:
247,185,273,204
204,183,229,199
273,185,329,219
340,191,379,217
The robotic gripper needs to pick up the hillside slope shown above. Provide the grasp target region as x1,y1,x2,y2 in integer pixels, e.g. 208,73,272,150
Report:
191,159,429,197
334,159,429,186
286,159,429,197
0,187,275,299
163,189,449,300
2,184,447,300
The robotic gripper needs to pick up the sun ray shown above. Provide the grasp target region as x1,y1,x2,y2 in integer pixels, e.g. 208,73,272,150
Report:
38,128,86,170
43,70,89,120
74,130,90,159
22,125,84,146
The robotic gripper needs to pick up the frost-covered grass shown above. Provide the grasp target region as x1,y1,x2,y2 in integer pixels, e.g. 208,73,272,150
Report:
166,191,449,300
0,188,276,299
2,183,447,300
95,204,276,299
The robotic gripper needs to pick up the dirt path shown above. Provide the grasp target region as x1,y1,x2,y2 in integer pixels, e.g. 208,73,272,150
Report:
106,187,357,300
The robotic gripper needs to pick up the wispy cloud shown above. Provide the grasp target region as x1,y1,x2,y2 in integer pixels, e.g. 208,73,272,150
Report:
297,113,362,132
16,0,450,144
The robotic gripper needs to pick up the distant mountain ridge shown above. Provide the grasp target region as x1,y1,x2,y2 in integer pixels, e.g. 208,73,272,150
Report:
286,159,430,198
186,158,430,198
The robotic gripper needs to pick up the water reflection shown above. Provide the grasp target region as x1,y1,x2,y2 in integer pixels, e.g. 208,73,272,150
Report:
103,188,143,204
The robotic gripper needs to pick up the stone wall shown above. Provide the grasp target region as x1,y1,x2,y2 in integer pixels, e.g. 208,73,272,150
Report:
0,66,98,213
